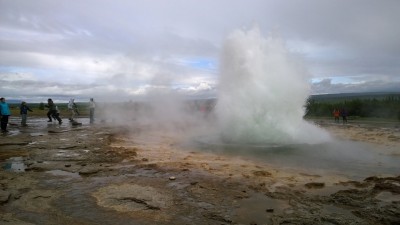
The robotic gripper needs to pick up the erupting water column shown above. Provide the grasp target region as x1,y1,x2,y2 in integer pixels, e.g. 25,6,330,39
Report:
215,28,330,145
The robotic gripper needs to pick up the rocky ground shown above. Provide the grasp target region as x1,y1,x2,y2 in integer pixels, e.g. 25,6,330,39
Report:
0,117,399,225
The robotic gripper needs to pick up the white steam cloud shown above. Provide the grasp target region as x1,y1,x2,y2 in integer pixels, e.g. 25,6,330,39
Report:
215,27,331,144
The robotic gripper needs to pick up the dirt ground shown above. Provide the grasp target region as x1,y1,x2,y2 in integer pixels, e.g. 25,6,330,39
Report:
0,117,399,225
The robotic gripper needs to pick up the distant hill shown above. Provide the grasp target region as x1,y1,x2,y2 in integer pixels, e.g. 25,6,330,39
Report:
309,92,400,102
5,99,22,104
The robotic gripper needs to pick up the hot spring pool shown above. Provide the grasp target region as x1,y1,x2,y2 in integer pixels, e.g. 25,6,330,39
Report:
189,138,400,179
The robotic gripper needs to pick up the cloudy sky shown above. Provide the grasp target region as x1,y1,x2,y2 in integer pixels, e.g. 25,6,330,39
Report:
1,0,399,102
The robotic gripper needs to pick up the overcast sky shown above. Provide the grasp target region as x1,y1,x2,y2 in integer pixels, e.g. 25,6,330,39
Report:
1,0,399,102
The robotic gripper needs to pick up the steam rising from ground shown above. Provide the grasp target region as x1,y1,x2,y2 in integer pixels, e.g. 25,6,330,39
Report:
215,28,330,144
99,27,330,145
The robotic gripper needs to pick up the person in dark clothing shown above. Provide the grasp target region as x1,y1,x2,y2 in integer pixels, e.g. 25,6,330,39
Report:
340,108,348,124
45,98,62,124
20,101,33,126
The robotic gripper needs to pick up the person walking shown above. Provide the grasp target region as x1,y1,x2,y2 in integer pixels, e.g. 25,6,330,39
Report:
89,98,95,124
20,101,33,126
46,98,62,124
52,105,61,121
0,97,11,133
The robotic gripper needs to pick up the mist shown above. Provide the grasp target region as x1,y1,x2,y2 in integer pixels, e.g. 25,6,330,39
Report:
96,87,215,137
96,27,331,145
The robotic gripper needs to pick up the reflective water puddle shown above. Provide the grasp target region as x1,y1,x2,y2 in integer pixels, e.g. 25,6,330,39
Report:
2,157,26,172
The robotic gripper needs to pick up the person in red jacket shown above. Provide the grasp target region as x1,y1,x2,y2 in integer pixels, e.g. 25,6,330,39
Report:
333,109,340,123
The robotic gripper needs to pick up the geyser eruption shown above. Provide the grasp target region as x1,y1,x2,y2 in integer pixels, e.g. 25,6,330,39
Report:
215,28,330,144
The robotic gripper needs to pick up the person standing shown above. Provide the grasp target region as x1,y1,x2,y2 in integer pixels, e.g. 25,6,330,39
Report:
333,109,340,123
0,97,11,133
89,98,95,124
341,108,348,124
68,98,77,122
46,98,62,124
20,101,33,126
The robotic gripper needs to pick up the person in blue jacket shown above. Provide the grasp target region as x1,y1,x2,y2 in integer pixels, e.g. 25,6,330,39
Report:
20,101,33,127
0,97,11,133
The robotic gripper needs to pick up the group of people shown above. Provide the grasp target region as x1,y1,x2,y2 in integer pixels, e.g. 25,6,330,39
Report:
1,97,36,133
0,97,96,133
46,98,96,124
66,98,95,124
333,108,348,124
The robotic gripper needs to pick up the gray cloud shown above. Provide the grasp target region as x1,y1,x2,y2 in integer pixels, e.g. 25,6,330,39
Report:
0,0,399,101
311,78,400,94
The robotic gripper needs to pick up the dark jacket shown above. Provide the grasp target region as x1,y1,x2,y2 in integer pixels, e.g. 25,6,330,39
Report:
46,101,57,111
20,104,33,114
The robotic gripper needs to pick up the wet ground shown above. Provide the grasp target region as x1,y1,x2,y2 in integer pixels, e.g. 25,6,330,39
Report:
0,117,400,225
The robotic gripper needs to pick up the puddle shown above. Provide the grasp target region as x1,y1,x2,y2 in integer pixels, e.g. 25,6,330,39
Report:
167,181,190,190
1,130,20,136
375,191,400,203
51,180,151,225
232,193,290,224
321,204,359,219
2,157,26,172
304,184,351,196
55,152,81,158
30,132,46,137
46,169,81,179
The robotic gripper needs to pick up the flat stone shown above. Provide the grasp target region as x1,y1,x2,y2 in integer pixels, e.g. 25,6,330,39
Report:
0,190,11,203
305,182,325,189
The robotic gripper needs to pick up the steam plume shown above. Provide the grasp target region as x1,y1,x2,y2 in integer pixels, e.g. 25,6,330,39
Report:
215,27,331,144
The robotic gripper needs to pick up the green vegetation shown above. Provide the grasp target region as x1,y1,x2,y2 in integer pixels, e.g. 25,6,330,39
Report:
305,93,400,120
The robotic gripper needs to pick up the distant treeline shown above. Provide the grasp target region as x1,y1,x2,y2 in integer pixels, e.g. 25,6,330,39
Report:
305,94,400,120
7,93,400,120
